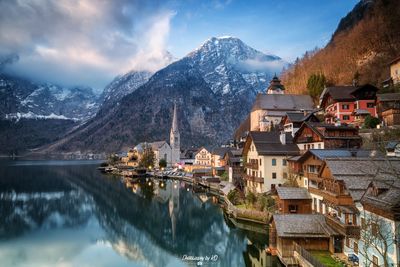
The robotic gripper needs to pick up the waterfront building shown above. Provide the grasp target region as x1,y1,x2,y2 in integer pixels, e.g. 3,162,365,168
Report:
293,122,362,152
319,84,378,125
223,148,243,185
211,147,231,176
269,214,339,265
170,102,180,166
276,187,312,214
242,131,299,193
194,147,212,166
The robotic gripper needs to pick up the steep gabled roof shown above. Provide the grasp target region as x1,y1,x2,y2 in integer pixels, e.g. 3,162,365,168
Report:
293,122,361,142
212,147,231,157
251,94,314,112
377,93,400,102
244,131,299,156
273,214,337,238
319,84,378,108
150,141,169,151
277,187,311,200
295,149,378,163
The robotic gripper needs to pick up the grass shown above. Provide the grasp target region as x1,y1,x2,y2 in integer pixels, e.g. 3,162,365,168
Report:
310,251,345,267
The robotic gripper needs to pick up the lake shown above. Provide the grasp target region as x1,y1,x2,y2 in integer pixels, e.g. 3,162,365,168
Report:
0,160,282,267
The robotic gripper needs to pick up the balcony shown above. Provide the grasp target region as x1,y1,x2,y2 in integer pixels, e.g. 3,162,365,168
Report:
244,162,259,170
325,215,360,238
308,187,354,206
244,175,264,183
297,136,313,143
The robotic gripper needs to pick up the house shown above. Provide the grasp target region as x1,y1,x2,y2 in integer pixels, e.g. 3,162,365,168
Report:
211,147,231,176
242,131,299,193
121,149,139,167
383,56,400,87
376,93,400,126
269,214,339,266
357,180,400,267
280,111,320,136
276,187,312,214
293,154,400,264
293,122,362,152
319,84,378,125
250,77,314,132
223,148,243,185
194,147,212,166
386,141,400,157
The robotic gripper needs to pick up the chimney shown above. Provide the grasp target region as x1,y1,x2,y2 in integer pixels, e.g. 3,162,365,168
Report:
280,131,286,145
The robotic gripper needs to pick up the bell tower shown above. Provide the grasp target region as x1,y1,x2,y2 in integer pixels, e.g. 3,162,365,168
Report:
170,103,180,165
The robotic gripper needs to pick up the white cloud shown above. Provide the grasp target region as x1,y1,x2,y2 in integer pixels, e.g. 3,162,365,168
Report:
0,0,174,91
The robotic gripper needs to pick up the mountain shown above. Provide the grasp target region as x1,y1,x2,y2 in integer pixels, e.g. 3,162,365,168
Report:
43,36,286,153
0,73,100,121
0,73,100,155
99,70,153,108
282,0,400,93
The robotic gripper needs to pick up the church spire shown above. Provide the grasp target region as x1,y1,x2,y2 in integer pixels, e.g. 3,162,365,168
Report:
172,102,178,133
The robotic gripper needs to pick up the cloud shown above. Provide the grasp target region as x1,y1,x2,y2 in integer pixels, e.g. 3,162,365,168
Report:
235,57,288,74
0,0,174,90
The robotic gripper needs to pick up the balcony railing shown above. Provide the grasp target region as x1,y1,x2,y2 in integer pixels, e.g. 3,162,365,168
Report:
244,162,259,170
325,215,360,238
297,136,313,143
244,175,264,183
308,187,354,206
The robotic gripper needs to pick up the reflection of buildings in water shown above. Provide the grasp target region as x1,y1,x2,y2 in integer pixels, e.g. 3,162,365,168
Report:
244,241,274,267
168,181,180,244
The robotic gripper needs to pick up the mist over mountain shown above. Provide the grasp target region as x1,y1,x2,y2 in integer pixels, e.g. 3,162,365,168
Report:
43,36,286,153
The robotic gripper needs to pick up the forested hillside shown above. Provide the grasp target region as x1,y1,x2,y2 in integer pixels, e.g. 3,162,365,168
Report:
282,0,400,93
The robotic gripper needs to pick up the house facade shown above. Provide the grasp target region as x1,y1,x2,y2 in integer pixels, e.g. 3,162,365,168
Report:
243,131,299,193
194,147,212,166
377,93,400,127
276,187,312,214
293,122,362,152
280,112,319,136
319,84,378,125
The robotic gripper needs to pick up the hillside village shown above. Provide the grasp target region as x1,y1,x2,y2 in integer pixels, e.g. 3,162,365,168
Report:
108,56,400,267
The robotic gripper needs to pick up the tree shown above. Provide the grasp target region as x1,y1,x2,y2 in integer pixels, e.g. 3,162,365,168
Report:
307,73,326,103
139,144,155,169
245,191,257,206
363,115,380,129
108,154,119,165
159,158,167,168
357,211,397,267
220,171,228,181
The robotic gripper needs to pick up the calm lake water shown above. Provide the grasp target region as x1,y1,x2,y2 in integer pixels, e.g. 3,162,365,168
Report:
0,160,282,267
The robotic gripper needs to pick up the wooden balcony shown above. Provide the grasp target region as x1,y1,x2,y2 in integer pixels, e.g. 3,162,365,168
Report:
325,215,360,238
244,162,259,170
305,172,322,182
244,175,264,183
296,136,313,143
308,187,354,206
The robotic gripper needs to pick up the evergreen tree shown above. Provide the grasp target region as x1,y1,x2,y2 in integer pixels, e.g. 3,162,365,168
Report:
307,73,326,102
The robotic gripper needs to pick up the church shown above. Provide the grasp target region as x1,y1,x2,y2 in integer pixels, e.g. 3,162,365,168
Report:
250,75,314,131
134,103,180,168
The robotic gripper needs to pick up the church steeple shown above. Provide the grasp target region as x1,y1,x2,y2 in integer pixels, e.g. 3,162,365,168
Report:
266,74,285,94
170,103,180,165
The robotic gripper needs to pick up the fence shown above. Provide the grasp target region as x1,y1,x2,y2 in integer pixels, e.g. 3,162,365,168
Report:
293,242,326,267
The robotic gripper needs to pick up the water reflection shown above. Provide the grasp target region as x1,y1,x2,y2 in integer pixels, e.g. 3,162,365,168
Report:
0,160,281,267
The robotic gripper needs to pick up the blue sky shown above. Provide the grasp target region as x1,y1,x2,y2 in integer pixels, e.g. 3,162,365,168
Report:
167,0,359,60
0,0,359,90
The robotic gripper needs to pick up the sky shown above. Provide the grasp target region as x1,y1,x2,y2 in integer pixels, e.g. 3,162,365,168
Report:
0,0,359,91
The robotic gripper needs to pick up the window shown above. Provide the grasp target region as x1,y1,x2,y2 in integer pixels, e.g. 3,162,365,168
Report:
283,172,287,179
343,115,350,120
371,222,379,236
272,172,277,179
342,104,350,109
260,171,262,177
367,102,374,108
282,159,287,166
318,143,321,149
304,179,308,186
272,158,277,166
259,159,262,166
288,205,298,213
303,144,307,150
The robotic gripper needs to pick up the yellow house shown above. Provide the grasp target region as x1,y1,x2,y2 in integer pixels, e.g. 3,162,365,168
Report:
390,56,400,85
243,131,300,193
